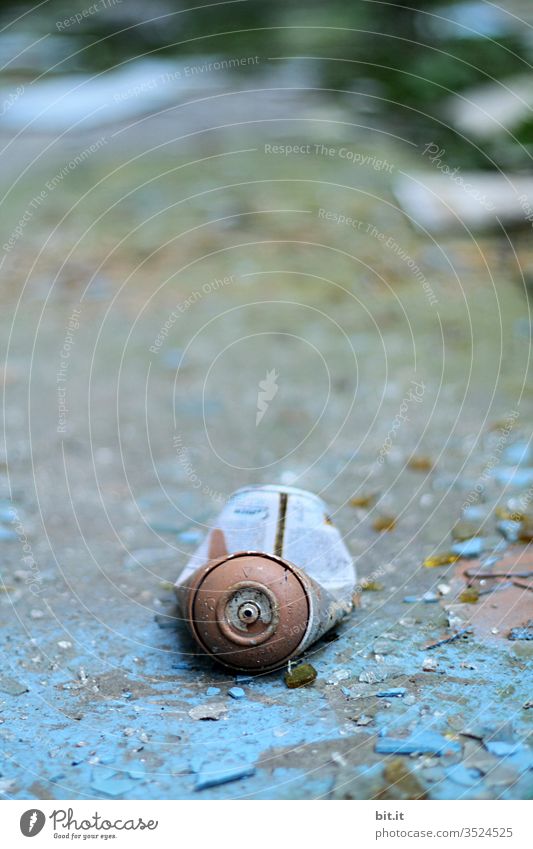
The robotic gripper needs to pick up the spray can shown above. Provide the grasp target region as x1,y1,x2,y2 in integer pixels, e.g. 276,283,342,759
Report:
175,485,356,671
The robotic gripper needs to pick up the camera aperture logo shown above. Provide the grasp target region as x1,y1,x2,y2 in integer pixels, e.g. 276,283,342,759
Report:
256,368,279,426
20,810,45,837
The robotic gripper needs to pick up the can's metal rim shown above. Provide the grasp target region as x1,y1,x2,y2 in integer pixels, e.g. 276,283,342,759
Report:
186,550,312,672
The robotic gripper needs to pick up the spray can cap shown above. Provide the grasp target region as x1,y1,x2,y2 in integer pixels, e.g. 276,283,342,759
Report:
186,552,310,671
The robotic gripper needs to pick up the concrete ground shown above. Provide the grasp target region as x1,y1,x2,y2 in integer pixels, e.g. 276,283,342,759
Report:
0,81,532,799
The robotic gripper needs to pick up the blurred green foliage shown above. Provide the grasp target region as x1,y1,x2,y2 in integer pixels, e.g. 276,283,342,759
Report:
0,0,531,168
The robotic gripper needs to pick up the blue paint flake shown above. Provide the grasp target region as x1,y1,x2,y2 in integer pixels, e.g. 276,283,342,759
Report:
207,687,221,696
194,763,256,791
228,687,246,700
485,741,522,757
445,764,483,787
376,688,407,698
375,730,461,756
451,537,486,558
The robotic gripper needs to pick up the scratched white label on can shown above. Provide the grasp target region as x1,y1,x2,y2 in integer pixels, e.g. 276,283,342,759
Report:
177,484,356,610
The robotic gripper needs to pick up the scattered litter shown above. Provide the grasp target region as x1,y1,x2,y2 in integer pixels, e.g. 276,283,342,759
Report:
437,583,451,595
359,666,400,684
452,522,480,541
349,493,377,509
497,520,522,543
0,676,28,695
423,552,460,569
508,621,533,641
285,663,317,689
423,627,471,650
512,579,533,592
326,668,351,685
228,687,246,700
465,568,533,579
57,641,72,650
407,456,433,472
361,580,384,591
375,730,460,756
458,587,479,604
382,758,427,799
403,591,439,604
194,762,255,791
376,688,407,698
422,657,439,672
451,538,486,558
372,638,397,655
445,764,482,787
373,515,397,532
188,702,228,721
206,687,221,696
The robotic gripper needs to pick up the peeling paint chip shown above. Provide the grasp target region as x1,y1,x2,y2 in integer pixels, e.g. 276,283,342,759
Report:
188,702,228,721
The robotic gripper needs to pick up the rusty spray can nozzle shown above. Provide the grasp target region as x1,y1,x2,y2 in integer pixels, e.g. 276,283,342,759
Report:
175,485,356,671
